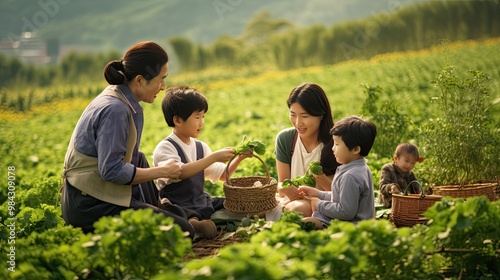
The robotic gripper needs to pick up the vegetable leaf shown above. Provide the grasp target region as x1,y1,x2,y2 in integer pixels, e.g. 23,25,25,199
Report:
281,160,323,188
233,135,267,155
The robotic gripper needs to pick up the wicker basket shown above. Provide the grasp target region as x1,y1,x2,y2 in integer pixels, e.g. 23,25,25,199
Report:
433,181,498,201
390,180,442,227
223,154,278,213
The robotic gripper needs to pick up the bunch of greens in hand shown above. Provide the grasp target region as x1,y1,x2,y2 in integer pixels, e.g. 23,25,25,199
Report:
282,160,323,188
233,135,267,155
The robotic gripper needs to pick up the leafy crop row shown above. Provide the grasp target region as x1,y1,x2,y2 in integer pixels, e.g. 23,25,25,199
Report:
1,194,498,279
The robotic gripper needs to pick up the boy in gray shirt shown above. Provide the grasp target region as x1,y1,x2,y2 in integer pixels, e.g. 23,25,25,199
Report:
298,116,377,228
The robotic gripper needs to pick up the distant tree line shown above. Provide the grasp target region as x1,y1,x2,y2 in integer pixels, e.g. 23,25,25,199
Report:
0,0,498,88
170,0,500,71
0,50,121,88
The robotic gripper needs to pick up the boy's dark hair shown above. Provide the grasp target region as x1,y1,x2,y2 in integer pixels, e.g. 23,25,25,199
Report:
162,85,208,127
330,116,377,157
394,142,419,159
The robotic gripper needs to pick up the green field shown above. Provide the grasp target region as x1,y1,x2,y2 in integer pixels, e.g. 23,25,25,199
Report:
1,38,499,279
2,38,499,182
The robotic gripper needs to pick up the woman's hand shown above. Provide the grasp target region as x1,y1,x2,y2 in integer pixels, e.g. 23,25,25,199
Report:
313,173,332,191
158,159,181,179
279,185,301,201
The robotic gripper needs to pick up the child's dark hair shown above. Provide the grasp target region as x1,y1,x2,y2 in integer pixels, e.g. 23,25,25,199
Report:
330,116,377,157
162,85,208,127
394,143,419,159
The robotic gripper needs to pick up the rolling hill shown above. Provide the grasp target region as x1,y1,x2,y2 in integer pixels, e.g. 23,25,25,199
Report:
1,0,427,53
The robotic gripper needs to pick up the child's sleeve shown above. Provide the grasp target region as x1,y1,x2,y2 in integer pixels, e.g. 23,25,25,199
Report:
153,140,182,166
200,142,226,183
152,139,183,188
378,164,396,207
316,175,360,221
317,190,332,201
274,130,292,164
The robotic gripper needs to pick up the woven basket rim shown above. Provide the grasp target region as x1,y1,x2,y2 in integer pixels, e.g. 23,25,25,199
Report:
392,193,442,200
434,182,498,190
224,176,277,189
225,154,271,185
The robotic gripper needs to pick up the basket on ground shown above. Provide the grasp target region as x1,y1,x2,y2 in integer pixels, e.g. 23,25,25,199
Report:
223,154,278,213
433,181,497,201
390,180,442,227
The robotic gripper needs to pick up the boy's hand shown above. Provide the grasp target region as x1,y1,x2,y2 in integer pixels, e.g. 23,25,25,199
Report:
212,147,236,163
237,148,253,159
390,184,401,194
309,197,320,212
297,186,320,198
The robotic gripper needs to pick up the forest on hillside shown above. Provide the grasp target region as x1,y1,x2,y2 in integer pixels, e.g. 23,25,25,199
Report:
169,1,500,71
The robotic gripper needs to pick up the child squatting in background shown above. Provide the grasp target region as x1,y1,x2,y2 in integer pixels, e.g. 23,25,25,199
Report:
298,115,377,229
153,85,251,238
378,142,422,208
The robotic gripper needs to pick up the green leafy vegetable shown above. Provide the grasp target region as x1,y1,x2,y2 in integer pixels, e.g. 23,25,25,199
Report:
233,135,267,155
282,160,323,188
280,210,317,231
282,175,315,188
308,160,323,175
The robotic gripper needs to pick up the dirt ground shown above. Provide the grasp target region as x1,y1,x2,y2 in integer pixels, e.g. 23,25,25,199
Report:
184,229,245,260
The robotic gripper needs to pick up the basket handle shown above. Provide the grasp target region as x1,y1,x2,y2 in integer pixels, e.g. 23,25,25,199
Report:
225,153,271,186
404,180,425,198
